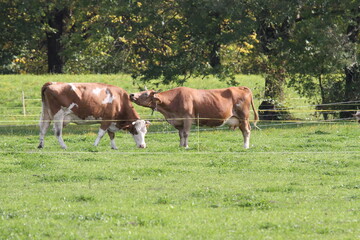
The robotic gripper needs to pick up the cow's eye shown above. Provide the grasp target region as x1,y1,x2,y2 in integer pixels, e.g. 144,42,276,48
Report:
130,126,138,135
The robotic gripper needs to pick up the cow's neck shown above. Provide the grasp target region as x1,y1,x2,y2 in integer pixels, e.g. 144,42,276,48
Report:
116,107,139,129
153,104,172,118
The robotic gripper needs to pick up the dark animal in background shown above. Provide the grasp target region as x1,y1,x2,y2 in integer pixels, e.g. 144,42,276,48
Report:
354,111,360,123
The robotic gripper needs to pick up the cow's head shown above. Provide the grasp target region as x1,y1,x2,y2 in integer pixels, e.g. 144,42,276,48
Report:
127,119,150,148
129,90,161,109
354,111,360,124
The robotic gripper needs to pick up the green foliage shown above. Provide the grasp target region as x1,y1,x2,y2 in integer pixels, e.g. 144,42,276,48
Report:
0,123,359,239
1,0,359,108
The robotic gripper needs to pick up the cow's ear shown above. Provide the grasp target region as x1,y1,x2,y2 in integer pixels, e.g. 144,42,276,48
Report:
145,120,151,128
153,94,162,104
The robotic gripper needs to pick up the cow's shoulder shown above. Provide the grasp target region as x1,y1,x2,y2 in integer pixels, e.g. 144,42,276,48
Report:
227,86,251,92
168,86,197,95
44,82,71,95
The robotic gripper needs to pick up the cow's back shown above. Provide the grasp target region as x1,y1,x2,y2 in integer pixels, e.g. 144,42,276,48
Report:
164,86,252,126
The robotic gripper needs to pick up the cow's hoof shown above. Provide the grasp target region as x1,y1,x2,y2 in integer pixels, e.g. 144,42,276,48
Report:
37,144,43,149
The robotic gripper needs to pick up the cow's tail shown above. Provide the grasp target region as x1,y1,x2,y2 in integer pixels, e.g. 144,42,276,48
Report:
251,95,260,130
40,82,53,123
41,82,53,102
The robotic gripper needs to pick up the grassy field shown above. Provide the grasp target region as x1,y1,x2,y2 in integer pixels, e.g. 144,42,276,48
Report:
0,75,359,239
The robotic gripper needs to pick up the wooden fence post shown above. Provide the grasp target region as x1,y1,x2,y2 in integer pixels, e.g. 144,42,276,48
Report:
22,91,26,116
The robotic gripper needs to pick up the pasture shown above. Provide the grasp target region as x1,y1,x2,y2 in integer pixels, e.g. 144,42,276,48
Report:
0,75,359,239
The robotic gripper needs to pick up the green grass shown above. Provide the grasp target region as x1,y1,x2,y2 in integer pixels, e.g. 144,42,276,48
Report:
0,75,359,239
1,123,359,239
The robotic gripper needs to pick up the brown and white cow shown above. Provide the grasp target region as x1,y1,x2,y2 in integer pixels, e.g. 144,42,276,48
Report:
354,111,360,123
38,82,150,149
130,86,259,149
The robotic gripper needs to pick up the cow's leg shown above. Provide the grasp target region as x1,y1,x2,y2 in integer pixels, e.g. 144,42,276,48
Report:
183,120,192,148
94,128,106,147
94,122,110,147
53,110,67,149
239,119,251,149
178,129,185,147
178,119,192,148
38,110,51,149
107,131,118,150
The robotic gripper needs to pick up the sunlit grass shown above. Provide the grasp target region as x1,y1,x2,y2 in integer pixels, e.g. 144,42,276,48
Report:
0,75,359,239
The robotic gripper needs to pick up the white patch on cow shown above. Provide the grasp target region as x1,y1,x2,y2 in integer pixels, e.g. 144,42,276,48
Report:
61,102,78,115
63,113,80,126
108,122,119,132
53,109,67,149
221,116,240,130
68,102,78,111
224,116,240,127
63,114,103,125
51,82,57,84
92,87,105,96
85,115,102,121
243,132,250,149
60,103,79,126
110,139,118,150
102,89,115,104
94,129,106,146
355,111,360,118
131,120,148,148
60,103,104,126
69,83,77,91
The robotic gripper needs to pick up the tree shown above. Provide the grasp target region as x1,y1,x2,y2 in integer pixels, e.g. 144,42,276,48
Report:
0,0,100,74
103,0,255,85
341,5,360,118
285,0,360,119
0,0,39,73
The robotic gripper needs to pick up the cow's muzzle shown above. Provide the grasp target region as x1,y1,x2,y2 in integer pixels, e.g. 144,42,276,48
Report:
129,94,136,101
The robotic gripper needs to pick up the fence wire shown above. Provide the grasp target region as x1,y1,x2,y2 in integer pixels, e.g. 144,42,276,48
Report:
0,97,359,129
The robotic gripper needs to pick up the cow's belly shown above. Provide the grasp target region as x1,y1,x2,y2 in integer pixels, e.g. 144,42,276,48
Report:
63,113,102,125
198,118,226,127
166,118,184,127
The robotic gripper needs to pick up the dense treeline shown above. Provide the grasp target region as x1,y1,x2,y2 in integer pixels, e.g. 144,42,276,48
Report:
1,0,359,118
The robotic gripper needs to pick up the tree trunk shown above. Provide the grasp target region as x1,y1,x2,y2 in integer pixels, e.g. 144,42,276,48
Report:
317,74,329,120
258,63,287,120
208,11,221,69
263,65,286,101
209,41,220,68
256,14,293,120
46,8,68,73
340,63,360,118
340,11,360,118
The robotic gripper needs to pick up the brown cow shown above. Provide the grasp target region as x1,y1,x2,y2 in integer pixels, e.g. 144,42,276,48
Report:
130,86,258,149
38,82,150,149
354,111,360,123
